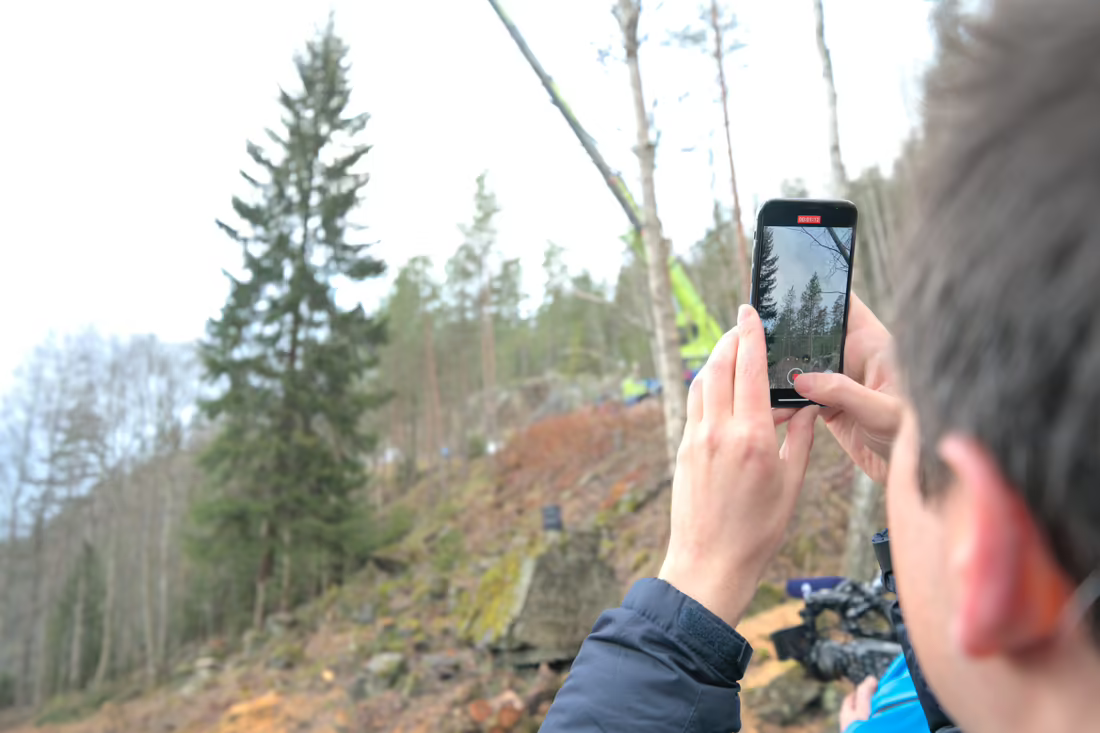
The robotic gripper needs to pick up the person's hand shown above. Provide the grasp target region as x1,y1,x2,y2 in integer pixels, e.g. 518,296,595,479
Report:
790,293,901,483
838,675,878,731
659,305,819,628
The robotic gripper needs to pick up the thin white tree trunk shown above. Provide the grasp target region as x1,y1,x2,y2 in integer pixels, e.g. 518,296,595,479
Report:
844,470,879,581
813,0,848,195
617,0,688,477
710,0,751,301
814,0,880,579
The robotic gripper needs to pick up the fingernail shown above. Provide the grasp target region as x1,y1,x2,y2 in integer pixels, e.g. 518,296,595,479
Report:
737,304,750,325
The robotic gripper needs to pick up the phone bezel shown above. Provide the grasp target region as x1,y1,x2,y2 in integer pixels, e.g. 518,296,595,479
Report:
751,198,858,408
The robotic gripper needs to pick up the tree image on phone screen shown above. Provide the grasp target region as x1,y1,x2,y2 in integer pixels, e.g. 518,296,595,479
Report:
757,224,852,389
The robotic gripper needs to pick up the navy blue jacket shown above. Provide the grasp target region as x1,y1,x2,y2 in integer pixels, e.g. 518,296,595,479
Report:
541,578,753,733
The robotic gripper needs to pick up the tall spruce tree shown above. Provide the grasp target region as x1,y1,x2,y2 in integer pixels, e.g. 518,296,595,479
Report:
755,228,780,353
196,19,385,631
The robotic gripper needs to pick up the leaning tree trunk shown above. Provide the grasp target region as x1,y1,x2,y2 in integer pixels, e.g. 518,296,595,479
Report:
814,0,880,580
617,0,688,477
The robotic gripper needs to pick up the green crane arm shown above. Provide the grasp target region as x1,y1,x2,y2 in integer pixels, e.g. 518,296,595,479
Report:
486,0,725,367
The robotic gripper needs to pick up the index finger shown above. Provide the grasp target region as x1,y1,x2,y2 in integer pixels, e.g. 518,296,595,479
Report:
732,304,772,421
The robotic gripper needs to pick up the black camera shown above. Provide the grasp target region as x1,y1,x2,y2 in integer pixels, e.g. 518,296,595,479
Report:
770,576,902,684
771,530,957,732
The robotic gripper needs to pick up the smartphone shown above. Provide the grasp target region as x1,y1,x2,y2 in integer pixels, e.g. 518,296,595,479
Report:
750,198,858,408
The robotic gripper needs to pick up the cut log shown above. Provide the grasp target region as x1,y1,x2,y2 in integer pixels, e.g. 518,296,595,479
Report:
497,702,523,730
468,699,492,725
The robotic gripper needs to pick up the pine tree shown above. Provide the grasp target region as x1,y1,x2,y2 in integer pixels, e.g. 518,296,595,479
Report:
459,173,501,445
196,18,385,630
830,294,845,334
493,258,526,382
755,230,780,320
829,294,846,354
775,285,798,359
797,273,824,359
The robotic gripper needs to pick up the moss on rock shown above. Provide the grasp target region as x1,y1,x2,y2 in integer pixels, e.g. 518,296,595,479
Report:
461,546,530,645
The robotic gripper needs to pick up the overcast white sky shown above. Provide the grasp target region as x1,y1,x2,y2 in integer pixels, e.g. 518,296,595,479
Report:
0,0,934,390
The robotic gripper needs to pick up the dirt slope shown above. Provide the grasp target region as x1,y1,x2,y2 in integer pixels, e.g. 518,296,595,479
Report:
4,402,857,733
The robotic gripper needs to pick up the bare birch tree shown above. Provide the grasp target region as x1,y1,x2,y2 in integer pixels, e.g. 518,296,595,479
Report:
812,0,880,581
616,0,688,475
813,0,848,195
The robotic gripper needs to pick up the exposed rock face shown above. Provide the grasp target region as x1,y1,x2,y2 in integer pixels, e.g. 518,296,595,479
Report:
357,652,408,697
463,530,620,665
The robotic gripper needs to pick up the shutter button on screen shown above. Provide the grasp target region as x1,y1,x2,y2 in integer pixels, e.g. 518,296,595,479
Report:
787,368,803,386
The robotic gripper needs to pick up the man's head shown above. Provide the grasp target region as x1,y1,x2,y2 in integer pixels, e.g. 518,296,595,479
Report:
891,0,1100,728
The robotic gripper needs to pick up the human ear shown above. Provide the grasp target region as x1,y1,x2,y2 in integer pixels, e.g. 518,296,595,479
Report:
938,434,1074,657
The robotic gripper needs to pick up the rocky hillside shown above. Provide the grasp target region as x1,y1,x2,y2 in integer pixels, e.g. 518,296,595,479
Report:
3,402,865,733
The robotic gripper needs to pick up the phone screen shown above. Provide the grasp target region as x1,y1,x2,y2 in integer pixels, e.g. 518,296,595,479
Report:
753,200,857,405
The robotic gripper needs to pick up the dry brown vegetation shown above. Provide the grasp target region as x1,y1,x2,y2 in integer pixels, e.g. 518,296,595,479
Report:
0,401,864,733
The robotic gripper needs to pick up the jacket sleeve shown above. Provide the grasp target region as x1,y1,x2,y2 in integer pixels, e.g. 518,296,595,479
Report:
540,577,754,733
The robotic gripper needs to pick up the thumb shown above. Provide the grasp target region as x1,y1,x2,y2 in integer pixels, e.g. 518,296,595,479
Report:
854,675,878,713
793,372,898,432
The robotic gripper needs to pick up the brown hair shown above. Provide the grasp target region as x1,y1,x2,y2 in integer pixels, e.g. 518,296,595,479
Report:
895,0,1100,628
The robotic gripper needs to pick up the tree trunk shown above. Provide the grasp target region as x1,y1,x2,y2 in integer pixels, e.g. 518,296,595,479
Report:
68,559,87,690
710,0,751,301
813,0,847,195
0,483,22,664
862,182,894,313
279,526,293,612
93,524,117,688
140,496,157,688
617,0,688,477
480,277,498,446
457,327,471,460
844,470,880,581
156,471,173,680
814,0,880,578
423,312,444,493
26,511,45,706
254,519,273,632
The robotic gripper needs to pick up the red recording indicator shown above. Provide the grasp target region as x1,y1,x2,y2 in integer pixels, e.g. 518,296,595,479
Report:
797,215,822,224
